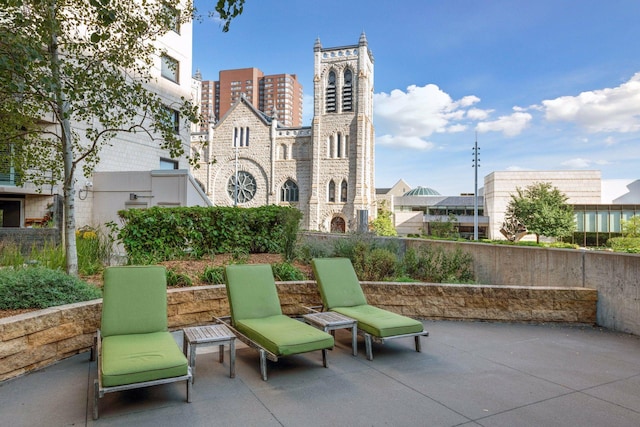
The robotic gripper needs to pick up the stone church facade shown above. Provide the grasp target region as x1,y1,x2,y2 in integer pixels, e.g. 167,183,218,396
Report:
193,33,376,232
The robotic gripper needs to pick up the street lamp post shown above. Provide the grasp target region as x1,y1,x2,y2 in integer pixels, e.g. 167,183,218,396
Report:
472,134,480,240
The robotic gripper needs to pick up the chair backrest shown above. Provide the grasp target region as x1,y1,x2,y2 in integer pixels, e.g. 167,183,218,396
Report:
225,264,283,322
101,265,168,337
312,258,367,309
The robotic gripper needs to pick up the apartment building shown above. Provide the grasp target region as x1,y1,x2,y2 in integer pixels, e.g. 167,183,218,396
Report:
198,68,303,130
1,2,209,235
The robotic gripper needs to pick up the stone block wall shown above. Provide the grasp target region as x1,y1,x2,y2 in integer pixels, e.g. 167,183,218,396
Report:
0,282,597,383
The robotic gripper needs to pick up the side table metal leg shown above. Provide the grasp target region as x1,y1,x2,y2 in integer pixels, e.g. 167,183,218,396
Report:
189,345,197,383
229,339,236,378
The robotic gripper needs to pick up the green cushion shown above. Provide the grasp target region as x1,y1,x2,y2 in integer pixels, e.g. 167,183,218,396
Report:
225,264,282,321
101,266,168,337
333,305,424,338
236,315,334,356
101,332,188,387
312,258,367,309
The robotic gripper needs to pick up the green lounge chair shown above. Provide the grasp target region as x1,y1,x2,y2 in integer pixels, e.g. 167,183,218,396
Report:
224,264,334,380
312,257,429,360
93,266,192,420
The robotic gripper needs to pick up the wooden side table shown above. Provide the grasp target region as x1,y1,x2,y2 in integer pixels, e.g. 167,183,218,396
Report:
183,324,236,381
302,311,358,356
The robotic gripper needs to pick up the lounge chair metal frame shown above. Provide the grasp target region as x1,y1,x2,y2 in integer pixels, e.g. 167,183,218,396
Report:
92,331,193,420
216,316,327,381
360,329,429,361
92,265,193,420
312,257,430,361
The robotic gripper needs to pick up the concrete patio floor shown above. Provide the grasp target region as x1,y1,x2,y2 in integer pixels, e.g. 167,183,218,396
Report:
2,320,640,426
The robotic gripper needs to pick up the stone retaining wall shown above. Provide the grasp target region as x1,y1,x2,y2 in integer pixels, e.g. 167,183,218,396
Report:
0,282,597,382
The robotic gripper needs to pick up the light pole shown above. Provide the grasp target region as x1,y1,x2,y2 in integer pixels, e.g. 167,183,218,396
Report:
472,134,480,240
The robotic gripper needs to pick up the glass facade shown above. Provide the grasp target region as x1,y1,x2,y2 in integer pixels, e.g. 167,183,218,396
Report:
571,204,640,246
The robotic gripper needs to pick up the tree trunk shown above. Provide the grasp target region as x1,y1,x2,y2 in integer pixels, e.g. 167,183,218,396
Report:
48,2,78,276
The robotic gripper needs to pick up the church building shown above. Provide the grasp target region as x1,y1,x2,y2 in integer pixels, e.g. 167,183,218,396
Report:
193,33,376,232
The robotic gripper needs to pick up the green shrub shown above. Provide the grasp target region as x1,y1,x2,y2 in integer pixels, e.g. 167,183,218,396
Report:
401,246,474,283
353,245,398,281
76,226,113,275
166,269,192,287
0,267,101,309
296,236,334,263
271,262,304,281
116,205,303,263
200,265,226,284
608,237,640,253
0,241,25,267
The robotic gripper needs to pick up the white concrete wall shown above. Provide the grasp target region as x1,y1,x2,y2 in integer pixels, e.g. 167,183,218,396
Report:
483,170,602,240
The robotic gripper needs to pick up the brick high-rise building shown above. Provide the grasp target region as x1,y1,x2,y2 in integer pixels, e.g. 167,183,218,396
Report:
198,67,303,131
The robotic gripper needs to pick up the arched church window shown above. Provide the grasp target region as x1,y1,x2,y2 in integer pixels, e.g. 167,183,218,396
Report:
326,70,336,113
281,179,299,202
340,180,348,202
342,69,353,111
328,180,336,202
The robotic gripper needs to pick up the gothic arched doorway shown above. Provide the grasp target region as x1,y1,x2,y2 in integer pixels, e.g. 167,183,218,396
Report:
330,216,346,233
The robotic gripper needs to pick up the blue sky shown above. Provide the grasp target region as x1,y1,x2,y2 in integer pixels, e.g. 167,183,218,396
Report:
192,0,640,196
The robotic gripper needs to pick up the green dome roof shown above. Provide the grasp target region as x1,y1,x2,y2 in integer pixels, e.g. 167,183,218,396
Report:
403,186,441,196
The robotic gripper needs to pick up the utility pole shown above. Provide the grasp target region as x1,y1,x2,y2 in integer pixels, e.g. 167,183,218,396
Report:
472,133,480,240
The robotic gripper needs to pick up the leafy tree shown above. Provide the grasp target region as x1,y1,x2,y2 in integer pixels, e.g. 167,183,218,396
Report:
621,215,640,237
504,182,574,243
0,1,245,275
370,200,397,236
213,0,245,32
430,213,459,239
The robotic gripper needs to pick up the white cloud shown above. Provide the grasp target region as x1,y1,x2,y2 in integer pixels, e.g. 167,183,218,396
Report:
476,111,532,136
542,72,640,133
561,158,591,168
467,108,492,120
373,84,482,150
505,165,531,171
376,134,435,150
561,157,611,168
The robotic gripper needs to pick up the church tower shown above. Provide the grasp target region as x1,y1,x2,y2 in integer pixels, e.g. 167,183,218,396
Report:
309,33,376,232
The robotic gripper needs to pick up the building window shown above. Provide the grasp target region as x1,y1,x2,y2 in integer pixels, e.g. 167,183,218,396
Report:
0,142,18,185
280,144,287,160
166,6,180,34
161,54,179,83
227,171,256,204
342,69,353,111
160,158,178,169
326,70,336,113
340,180,347,202
328,180,336,202
281,179,299,202
233,127,250,147
163,107,180,134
